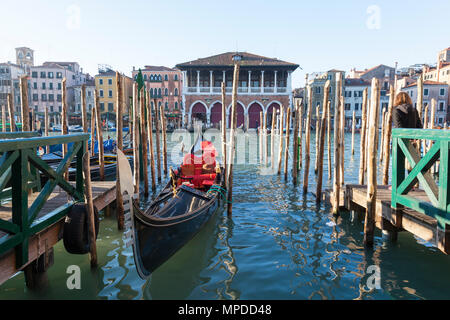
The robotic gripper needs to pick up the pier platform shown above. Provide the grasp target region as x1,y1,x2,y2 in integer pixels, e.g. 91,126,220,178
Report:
0,181,116,286
323,184,450,254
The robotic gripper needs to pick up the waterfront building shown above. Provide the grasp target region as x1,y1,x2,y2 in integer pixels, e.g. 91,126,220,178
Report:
95,67,133,120
306,69,344,124
72,78,96,113
343,78,371,128
29,61,86,114
131,66,183,128
15,47,34,74
0,62,27,117
175,52,299,129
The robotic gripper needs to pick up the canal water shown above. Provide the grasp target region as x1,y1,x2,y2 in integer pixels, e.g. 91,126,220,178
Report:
1,131,450,300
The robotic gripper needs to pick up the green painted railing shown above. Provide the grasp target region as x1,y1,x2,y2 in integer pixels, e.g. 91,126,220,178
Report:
0,133,88,268
391,128,450,229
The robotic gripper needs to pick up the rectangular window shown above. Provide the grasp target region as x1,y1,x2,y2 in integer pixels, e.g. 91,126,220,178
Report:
33,82,37,89
108,103,114,111
99,79,103,85
315,87,321,94
108,90,112,98
56,72,62,79
355,103,359,111
100,103,105,111
439,102,444,111
108,79,112,85
49,94,54,101
49,83,53,90
99,90,104,97
32,94,38,101
58,83,61,90
41,94,47,101
440,88,445,96
57,94,62,102
42,82,46,90
50,106,54,112
345,103,351,110
32,71,38,78
48,72,54,79
40,72,46,78
424,88,429,96
87,91,91,97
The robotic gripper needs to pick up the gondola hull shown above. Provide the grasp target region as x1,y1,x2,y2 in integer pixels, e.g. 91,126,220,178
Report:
131,172,224,279
132,188,220,278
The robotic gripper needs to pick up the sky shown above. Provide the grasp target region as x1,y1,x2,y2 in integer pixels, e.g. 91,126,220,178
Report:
1,0,449,87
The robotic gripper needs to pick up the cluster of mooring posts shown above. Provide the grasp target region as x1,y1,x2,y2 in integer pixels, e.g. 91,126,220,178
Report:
0,69,174,290
1,65,450,290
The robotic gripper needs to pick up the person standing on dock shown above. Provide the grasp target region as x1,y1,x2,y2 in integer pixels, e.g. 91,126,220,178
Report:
393,92,422,129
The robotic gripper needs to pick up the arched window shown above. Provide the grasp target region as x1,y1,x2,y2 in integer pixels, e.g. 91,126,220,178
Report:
151,101,154,108
174,88,178,96
158,101,162,107
158,75,161,81
164,74,168,81
174,74,178,81
150,75,154,81
158,88,161,97
164,88,168,96
144,74,147,81
165,102,168,110
175,102,178,109
150,88,153,97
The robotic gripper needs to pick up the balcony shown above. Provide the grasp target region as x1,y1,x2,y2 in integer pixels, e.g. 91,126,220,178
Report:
184,86,289,95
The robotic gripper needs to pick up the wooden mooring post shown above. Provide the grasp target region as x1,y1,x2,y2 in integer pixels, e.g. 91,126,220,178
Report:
116,73,125,229
146,90,156,191
364,78,380,247
359,88,368,184
221,82,227,187
94,90,105,180
303,85,313,193
7,93,15,132
327,101,331,179
62,78,69,180
298,101,303,170
271,108,276,171
339,95,345,186
284,107,291,180
332,74,342,214
20,76,30,132
133,84,140,197
45,107,49,154
2,105,6,132
227,61,240,216
292,101,299,184
316,80,330,203
277,105,284,175
154,98,162,182
382,85,394,185
314,105,320,174
351,110,356,156
140,88,149,197
83,152,98,267
161,104,168,176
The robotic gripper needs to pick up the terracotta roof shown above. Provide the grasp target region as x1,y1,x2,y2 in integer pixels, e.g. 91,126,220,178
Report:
345,78,370,86
176,52,299,69
404,80,448,88
142,66,176,72
360,64,394,75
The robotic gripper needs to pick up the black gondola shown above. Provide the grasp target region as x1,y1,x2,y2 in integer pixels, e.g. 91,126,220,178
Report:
128,135,225,279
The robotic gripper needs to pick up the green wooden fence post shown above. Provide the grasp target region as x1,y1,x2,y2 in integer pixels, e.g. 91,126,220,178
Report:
11,149,29,268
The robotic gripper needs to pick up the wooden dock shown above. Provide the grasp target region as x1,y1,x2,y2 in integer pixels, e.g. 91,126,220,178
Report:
323,184,450,254
0,181,116,286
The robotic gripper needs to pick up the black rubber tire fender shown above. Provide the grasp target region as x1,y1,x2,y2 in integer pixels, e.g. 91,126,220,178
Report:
63,203,99,254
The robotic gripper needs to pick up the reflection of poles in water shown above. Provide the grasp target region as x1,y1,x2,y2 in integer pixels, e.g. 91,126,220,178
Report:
217,217,239,300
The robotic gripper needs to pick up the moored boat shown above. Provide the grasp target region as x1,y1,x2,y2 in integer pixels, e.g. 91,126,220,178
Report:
128,135,226,279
